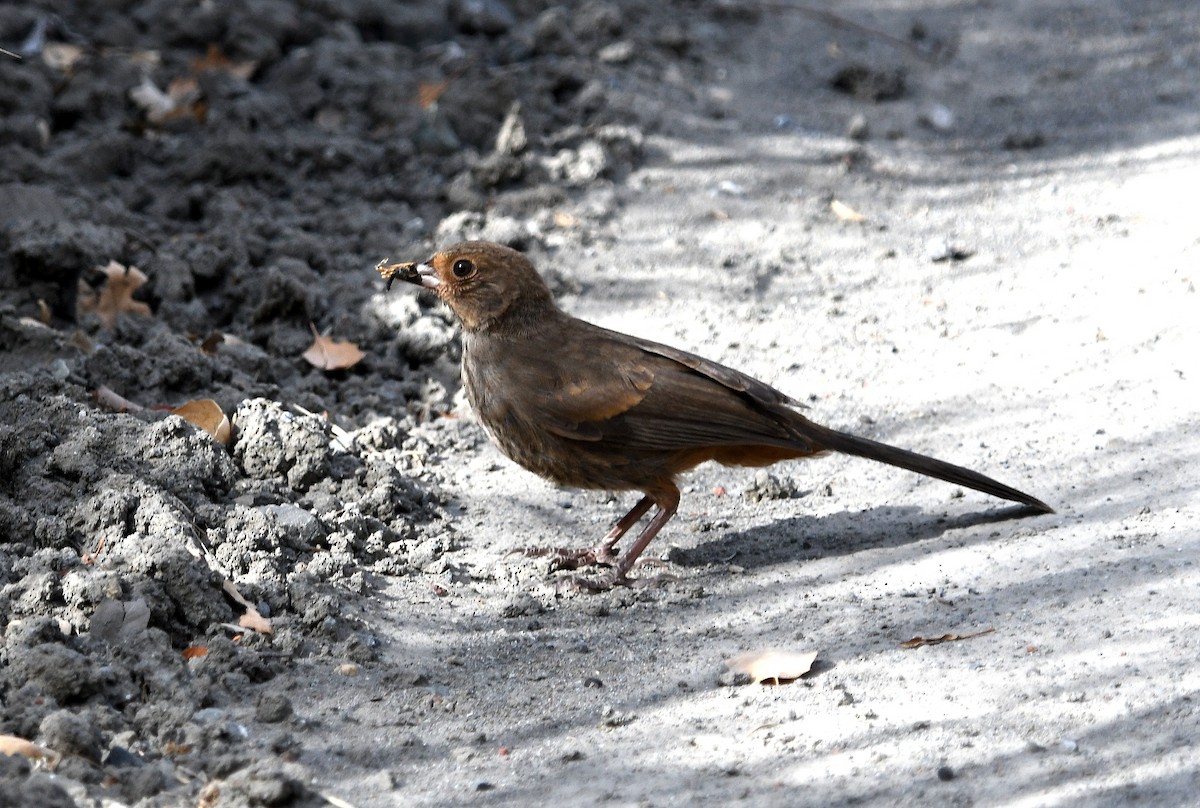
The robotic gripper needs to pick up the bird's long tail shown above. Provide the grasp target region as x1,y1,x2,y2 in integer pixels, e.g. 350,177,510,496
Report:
808,424,1053,513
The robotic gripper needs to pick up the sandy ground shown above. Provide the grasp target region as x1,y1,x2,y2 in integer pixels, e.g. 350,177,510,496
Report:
1,1,1198,807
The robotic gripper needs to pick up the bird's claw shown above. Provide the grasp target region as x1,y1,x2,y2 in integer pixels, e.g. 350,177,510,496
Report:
519,544,618,571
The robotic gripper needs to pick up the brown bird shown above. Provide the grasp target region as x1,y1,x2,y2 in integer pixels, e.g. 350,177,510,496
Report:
377,242,1052,589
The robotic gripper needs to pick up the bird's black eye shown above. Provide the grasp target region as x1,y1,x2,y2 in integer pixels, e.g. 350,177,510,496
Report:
452,259,475,279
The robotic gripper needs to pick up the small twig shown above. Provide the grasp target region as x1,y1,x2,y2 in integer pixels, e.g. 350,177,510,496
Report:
900,627,996,649
0,47,21,60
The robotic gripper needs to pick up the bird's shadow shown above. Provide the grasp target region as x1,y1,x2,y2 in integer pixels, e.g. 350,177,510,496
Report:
672,502,1044,572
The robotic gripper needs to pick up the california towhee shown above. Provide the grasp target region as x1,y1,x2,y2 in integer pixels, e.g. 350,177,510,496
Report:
378,241,1051,588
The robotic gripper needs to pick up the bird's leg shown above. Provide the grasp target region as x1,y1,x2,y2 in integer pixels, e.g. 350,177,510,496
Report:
521,495,654,571
600,495,656,551
613,490,679,580
569,488,681,591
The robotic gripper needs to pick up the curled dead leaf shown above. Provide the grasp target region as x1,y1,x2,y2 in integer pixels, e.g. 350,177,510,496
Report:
78,261,151,328
301,324,364,371
172,399,231,445
192,43,257,80
41,42,84,73
0,735,61,769
182,645,209,660
237,607,273,636
199,331,225,355
831,199,866,222
221,578,272,635
725,648,818,685
129,75,203,125
417,79,449,109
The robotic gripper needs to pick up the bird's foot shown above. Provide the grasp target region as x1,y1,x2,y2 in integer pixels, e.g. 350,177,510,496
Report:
518,543,618,572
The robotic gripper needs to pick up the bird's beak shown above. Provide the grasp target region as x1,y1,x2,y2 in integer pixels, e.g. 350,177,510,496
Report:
375,259,440,291
410,262,440,289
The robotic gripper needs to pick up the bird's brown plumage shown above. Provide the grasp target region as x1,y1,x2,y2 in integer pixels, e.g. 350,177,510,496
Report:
379,241,1052,587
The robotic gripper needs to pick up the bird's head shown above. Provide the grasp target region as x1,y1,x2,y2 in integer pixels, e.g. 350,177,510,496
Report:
379,241,557,334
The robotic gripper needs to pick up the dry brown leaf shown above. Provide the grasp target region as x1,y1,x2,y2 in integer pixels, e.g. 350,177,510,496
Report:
129,75,203,124
182,645,209,660
316,791,357,808
417,79,449,109
900,627,995,649
831,199,866,222
238,607,273,635
302,324,364,371
192,43,257,80
199,331,225,355
79,260,151,328
552,211,580,228
129,76,179,123
0,735,60,769
220,579,272,635
725,649,818,685
41,42,84,73
172,399,231,445
221,578,254,610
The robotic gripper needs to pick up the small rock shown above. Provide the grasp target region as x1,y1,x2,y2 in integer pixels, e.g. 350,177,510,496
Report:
1003,130,1046,150
599,705,636,727
192,708,226,724
744,470,805,502
830,64,906,101
937,765,955,781
40,709,102,763
598,40,634,64
499,592,543,618
493,102,527,155
927,237,975,263
919,102,955,131
543,141,607,186
846,113,869,140
255,692,293,723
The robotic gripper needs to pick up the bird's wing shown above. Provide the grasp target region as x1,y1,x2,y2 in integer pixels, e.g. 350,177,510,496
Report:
535,340,654,442
532,323,804,451
625,333,802,408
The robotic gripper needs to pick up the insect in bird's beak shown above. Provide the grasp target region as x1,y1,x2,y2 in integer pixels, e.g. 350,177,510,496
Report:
375,259,439,291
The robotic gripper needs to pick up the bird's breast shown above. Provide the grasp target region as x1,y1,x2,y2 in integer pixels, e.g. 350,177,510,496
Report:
460,348,641,491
